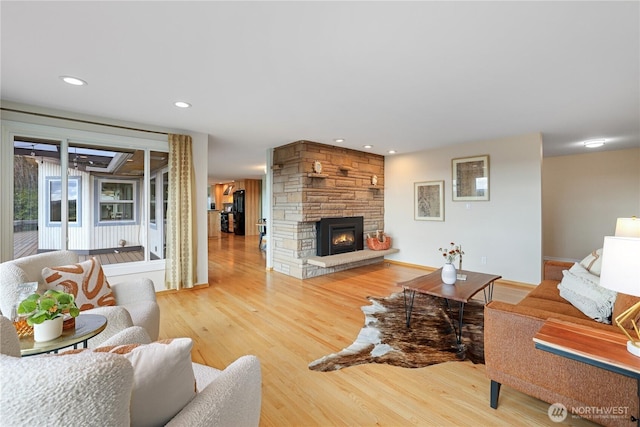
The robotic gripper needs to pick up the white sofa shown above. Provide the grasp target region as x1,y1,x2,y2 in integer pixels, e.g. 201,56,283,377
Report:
0,316,263,426
0,250,160,346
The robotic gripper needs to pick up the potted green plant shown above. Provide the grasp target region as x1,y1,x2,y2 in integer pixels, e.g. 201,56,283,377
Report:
17,290,80,342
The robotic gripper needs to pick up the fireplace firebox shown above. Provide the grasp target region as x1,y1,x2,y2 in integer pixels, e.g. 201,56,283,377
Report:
316,216,364,256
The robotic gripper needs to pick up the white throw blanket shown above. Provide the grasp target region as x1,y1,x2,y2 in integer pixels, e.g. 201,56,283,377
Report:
557,263,617,323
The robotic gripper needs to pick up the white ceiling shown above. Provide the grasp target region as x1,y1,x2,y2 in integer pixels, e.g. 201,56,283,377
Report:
2,1,639,183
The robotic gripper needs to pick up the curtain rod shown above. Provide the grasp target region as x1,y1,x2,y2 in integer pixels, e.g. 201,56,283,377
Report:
0,107,169,136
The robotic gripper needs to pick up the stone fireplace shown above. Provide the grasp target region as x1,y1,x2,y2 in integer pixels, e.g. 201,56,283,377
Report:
271,140,385,279
316,216,364,256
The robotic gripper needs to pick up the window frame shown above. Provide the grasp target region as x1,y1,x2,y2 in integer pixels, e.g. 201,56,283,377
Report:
149,176,157,227
96,178,139,225
46,176,82,227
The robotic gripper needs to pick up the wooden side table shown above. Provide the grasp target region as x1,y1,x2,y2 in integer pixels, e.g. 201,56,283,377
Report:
20,314,107,357
534,318,640,426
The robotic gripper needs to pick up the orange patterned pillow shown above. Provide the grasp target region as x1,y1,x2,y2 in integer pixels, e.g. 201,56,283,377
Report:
42,258,116,311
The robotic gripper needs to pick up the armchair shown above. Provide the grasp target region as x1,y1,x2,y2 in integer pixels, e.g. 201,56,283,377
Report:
0,250,159,347
0,316,263,426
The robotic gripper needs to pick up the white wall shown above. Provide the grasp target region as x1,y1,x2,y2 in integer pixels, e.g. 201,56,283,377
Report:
385,133,543,284
191,132,209,288
542,147,640,260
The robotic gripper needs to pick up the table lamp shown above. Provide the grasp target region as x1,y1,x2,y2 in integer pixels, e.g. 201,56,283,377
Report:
615,217,640,237
599,235,640,357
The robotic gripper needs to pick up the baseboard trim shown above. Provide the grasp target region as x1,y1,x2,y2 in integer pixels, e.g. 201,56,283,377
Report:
385,259,435,272
156,282,209,294
543,255,580,263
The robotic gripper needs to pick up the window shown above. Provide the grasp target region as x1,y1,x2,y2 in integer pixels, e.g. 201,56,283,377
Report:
150,177,157,225
5,122,169,266
47,177,80,225
98,180,136,222
146,169,168,259
163,171,169,222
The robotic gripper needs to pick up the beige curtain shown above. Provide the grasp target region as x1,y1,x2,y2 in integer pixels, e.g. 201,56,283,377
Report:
165,134,196,290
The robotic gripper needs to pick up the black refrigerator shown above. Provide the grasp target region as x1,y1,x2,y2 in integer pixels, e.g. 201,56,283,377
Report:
233,190,245,235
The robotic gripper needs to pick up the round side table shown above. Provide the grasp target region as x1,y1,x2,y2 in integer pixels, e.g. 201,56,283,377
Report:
20,314,107,357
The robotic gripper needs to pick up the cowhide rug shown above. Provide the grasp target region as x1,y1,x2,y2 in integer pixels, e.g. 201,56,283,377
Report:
308,291,484,371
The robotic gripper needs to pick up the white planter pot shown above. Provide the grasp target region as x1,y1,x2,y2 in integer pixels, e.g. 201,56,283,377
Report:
33,317,63,342
441,263,457,285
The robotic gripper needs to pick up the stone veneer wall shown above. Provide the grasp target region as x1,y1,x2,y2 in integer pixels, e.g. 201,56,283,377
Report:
272,140,384,279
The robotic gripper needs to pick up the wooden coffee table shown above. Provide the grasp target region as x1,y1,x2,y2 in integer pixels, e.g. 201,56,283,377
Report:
20,314,107,357
397,269,501,345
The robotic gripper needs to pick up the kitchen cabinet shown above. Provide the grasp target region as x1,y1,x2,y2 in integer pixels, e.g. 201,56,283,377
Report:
243,180,261,236
208,210,220,238
216,179,261,235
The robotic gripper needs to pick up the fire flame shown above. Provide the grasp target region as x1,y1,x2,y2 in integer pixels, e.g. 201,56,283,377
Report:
333,233,355,246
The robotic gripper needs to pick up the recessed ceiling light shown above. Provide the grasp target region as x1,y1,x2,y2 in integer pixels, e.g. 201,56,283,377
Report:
363,145,373,149
583,139,606,148
174,101,191,108
334,138,345,143
60,76,87,86
388,150,396,154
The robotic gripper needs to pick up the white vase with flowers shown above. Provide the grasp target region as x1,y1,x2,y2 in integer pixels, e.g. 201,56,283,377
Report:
438,242,465,285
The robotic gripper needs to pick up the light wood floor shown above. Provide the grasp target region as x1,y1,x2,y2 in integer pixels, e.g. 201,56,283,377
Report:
157,233,596,427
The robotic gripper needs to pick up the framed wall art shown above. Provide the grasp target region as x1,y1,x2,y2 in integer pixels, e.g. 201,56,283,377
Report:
452,155,489,201
414,180,444,221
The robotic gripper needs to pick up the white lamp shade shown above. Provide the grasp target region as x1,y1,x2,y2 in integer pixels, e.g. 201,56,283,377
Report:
599,236,640,296
615,217,640,237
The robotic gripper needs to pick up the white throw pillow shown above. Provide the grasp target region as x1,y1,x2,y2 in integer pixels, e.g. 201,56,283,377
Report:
558,263,617,323
65,338,196,426
578,248,603,276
